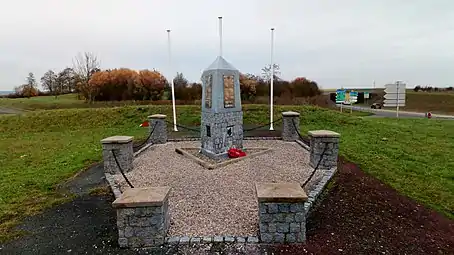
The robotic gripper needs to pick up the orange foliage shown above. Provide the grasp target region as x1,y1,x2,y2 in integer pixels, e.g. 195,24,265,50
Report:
84,68,167,101
239,73,258,100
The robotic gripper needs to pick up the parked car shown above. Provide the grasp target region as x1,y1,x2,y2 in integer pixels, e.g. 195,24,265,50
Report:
371,102,383,109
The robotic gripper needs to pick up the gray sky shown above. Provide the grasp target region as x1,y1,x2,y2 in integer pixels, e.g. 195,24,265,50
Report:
1,0,454,91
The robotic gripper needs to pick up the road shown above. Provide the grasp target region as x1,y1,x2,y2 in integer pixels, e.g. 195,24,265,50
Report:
337,105,454,120
0,107,23,115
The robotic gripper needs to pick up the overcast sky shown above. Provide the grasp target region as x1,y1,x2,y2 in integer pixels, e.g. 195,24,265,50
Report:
1,0,454,91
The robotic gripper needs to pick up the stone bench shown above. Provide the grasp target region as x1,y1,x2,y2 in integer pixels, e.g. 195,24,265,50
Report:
112,187,171,248
256,182,308,243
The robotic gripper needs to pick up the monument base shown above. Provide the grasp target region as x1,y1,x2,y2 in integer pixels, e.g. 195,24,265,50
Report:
200,148,228,160
175,147,272,170
201,111,243,158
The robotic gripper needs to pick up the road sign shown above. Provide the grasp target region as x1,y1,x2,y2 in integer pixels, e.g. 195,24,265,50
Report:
384,82,406,106
336,89,346,103
383,99,406,106
364,92,370,99
384,81,406,117
384,93,406,100
349,91,358,103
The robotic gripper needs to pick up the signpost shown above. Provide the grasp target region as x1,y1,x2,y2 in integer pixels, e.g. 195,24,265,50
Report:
336,89,346,112
349,91,358,113
384,81,406,118
364,92,370,104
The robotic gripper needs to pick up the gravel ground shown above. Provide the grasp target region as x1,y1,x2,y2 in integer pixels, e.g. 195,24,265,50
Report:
114,140,315,237
3,156,453,254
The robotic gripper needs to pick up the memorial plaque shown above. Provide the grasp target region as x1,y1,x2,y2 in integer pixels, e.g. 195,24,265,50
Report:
223,75,234,108
205,75,212,108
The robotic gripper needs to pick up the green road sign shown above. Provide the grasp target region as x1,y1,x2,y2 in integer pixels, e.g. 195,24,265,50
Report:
336,89,346,103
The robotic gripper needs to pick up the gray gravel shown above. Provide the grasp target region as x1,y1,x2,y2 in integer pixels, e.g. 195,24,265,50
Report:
113,140,315,237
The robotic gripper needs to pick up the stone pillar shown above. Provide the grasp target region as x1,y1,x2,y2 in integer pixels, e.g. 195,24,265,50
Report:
148,114,167,144
308,130,340,169
101,136,134,175
112,187,171,248
282,111,300,141
256,183,308,243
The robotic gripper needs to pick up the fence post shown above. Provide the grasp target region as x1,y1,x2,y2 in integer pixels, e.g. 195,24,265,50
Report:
256,182,308,243
149,114,167,144
282,111,300,141
308,130,340,169
113,186,171,248
101,136,134,174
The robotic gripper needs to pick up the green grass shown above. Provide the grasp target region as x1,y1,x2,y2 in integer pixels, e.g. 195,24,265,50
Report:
0,104,453,242
0,94,154,111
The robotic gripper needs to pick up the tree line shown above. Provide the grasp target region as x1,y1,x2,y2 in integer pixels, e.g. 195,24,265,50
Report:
413,85,453,92
11,53,321,102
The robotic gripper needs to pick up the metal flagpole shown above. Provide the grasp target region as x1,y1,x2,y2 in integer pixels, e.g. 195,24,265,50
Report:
269,28,275,130
218,17,223,57
167,29,178,131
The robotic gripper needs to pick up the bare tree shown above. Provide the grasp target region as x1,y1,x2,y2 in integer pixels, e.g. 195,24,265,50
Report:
261,64,281,83
72,52,100,102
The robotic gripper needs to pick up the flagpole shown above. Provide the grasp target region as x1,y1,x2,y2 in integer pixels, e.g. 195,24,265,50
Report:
269,28,275,130
218,17,223,57
167,29,178,131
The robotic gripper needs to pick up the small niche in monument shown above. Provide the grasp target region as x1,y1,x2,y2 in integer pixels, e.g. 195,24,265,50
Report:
227,126,233,137
206,125,211,137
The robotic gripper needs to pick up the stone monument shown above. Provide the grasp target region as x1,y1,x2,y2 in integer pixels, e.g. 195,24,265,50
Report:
200,17,243,159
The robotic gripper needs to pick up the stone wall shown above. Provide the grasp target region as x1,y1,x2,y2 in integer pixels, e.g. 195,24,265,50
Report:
113,187,171,248
282,111,300,142
201,111,243,158
258,202,306,243
149,114,167,144
101,136,133,175
308,130,340,169
256,183,308,243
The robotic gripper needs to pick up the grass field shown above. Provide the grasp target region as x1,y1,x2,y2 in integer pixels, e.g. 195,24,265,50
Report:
402,92,454,114
0,94,144,111
0,104,453,242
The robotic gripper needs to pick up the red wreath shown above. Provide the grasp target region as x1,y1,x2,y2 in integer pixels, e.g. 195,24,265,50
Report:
139,121,149,127
228,147,246,158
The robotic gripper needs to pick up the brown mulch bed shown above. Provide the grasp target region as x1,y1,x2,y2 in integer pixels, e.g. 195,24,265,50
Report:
266,157,454,255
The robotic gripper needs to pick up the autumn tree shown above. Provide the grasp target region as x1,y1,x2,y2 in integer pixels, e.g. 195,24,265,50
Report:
85,68,167,101
136,69,167,101
172,72,189,100
41,70,58,97
56,67,79,94
290,77,321,97
187,83,202,100
239,73,258,101
23,72,38,98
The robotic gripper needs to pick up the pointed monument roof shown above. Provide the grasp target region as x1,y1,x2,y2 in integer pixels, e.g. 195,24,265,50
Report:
204,56,238,71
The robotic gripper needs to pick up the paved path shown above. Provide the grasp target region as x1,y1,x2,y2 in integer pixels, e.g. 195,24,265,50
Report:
337,105,454,119
0,107,23,115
